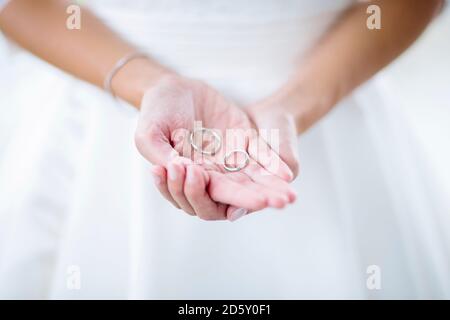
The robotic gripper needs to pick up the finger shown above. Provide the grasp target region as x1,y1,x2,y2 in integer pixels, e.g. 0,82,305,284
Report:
276,116,300,178
249,114,300,179
243,162,297,203
185,165,227,220
225,170,290,209
208,171,268,211
215,127,291,209
167,162,195,215
248,134,294,182
151,165,180,209
226,206,249,222
221,126,249,158
239,176,289,209
135,122,179,166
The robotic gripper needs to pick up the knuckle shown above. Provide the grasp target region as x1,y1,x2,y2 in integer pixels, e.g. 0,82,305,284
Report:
184,185,202,198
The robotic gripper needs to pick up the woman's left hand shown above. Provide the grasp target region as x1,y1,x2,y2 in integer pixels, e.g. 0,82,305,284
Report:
246,100,300,180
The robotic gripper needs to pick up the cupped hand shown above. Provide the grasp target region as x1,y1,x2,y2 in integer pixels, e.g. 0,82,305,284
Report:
134,74,296,221
246,98,300,179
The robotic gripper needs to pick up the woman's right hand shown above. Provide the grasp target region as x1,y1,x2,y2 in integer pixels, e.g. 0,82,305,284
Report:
134,74,296,221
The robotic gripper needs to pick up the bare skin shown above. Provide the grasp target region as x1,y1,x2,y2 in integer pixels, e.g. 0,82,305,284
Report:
0,0,443,221
136,75,295,220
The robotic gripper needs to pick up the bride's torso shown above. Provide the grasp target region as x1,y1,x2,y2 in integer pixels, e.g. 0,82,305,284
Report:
88,0,354,102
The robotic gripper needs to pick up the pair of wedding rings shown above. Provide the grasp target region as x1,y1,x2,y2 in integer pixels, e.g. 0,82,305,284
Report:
189,128,249,172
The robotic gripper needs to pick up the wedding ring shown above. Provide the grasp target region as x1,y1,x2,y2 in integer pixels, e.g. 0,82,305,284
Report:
223,149,250,172
189,128,222,156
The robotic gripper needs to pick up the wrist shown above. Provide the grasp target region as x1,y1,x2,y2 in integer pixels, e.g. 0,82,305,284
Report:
111,56,173,108
258,74,338,134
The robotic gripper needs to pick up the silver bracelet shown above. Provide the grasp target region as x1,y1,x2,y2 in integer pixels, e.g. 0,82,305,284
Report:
103,51,148,98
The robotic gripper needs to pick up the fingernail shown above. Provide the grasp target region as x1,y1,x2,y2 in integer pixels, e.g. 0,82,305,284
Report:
286,170,294,182
229,208,248,222
168,163,178,181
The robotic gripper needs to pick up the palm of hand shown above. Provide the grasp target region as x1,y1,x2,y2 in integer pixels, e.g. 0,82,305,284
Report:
136,75,295,220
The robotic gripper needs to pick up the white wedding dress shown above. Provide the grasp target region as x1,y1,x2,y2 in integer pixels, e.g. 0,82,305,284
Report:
0,0,449,299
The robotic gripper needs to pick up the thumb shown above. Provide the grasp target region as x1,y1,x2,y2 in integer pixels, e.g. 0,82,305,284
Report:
252,112,300,179
135,122,179,166
274,115,300,178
